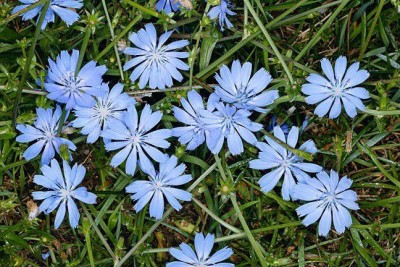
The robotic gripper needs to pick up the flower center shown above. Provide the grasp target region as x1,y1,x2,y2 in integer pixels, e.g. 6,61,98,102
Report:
282,158,292,168
323,192,337,204
149,49,166,63
236,86,249,102
130,134,141,144
152,180,163,190
332,86,342,97
64,72,81,92
98,105,110,119
60,189,71,199
45,130,54,139
195,261,207,267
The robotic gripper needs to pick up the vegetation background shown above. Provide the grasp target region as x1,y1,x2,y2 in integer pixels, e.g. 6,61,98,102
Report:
0,0,400,266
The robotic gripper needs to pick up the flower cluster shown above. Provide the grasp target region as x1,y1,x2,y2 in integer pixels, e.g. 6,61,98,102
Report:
13,2,373,263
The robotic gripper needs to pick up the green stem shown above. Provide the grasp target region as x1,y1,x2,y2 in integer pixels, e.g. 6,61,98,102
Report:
358,0,385,60
192,197,241,233
243,0,294,85
76,27,92,76
12,0,51,128
295,0,351,61
85,227,95,267
356,142,400,190
261,129,314,161
215,221,302,242
101,0,124,80
123,0,162,19
0,0,47,27
189,3,211,89
95,16,142,61
56,107,67,135
82,205,116,262
230,194,268,267
363,109,400,116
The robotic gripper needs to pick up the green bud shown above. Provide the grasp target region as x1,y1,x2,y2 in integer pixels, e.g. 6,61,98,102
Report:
59,144,70,161
208,0,221,6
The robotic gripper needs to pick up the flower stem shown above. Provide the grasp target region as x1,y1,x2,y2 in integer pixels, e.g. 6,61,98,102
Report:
192,197,241,234
101,0,124,80
12,0,50,128
76,27,92,77
243,0,294,85
230,193,268,267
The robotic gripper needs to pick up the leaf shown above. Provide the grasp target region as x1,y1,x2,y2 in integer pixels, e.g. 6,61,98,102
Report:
199,33,220,72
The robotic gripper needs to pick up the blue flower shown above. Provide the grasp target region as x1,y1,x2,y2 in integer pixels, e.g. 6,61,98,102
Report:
126,155,192,220
207,0,236,31
12,0,83,30
155,0,180,13
123,23,189,89
16,106,76,165
293,170,359,237
302,56,370,119
200,102,263,155
72,83,135,144
213,60,278,113
168,233,234,267
101,104,172,175
32,159,97,229
172,90,207,151
45,50,107,110
267,115,289,135
249,126,322,200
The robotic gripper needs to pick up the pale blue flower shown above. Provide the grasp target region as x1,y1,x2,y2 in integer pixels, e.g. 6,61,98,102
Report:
72,83,135,144
41,252,50,260
156,0,180,13
16,105,76,165
32,159,97,229
172,90,207,151
293,170,359,237
123,23,189,89
126,155,192,220
302,56,370,119
213,60,278,113
207,0,236,31
249,126,322,200
200,102,263,155
168,233,234,267
45,50,107,110
101,104,172,175
267,115,289,135
12,0,83,30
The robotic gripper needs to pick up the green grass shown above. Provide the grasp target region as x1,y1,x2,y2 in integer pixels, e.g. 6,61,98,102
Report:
1,0,400,266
